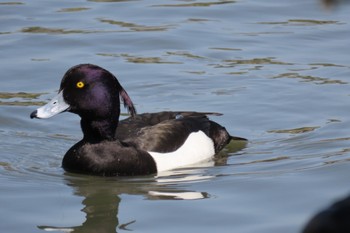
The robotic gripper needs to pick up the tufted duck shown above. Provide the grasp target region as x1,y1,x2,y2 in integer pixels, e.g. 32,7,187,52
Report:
30,64,246,176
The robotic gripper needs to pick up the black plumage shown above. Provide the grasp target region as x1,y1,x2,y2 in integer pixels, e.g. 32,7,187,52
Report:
303,195,350,233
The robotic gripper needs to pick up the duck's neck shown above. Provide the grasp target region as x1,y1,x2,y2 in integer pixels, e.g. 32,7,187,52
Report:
81,117,118,142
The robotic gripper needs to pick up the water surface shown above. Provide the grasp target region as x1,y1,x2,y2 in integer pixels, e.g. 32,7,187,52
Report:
1,0,350,232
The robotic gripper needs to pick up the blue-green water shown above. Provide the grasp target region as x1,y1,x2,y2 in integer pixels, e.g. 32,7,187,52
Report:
1,0,350,232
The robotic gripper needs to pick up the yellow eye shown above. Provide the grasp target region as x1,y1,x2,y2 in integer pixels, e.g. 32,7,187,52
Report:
76,81,85,89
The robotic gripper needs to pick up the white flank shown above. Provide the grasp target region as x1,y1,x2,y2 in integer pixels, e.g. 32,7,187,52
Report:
148,131,215,172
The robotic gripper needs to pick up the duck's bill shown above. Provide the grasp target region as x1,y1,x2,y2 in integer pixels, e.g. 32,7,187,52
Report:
30,91,70,119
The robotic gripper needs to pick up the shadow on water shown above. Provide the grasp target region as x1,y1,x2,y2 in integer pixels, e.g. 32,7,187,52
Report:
37,140,247,233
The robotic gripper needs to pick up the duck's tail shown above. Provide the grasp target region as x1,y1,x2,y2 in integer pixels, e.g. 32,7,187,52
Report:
230,135,248,141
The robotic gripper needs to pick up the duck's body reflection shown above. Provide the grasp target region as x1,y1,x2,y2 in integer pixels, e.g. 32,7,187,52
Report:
38,171,210,233
78,182,121,233
39,175,122,233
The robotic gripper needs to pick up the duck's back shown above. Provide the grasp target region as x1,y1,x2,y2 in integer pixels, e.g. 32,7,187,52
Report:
116,111,240,154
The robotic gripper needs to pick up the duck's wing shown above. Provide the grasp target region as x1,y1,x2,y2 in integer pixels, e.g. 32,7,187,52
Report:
116,111,218,139
121,113,211,153
116,111,245,153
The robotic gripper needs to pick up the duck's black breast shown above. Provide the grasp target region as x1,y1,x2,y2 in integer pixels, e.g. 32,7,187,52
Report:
116,111,234,153
62,140,157,176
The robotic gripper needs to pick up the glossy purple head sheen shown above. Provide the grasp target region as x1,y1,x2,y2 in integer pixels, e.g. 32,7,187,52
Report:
60,64,136,119
30,64,137,141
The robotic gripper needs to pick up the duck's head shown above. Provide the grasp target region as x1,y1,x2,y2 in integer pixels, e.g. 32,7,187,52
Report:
30,64,136,120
